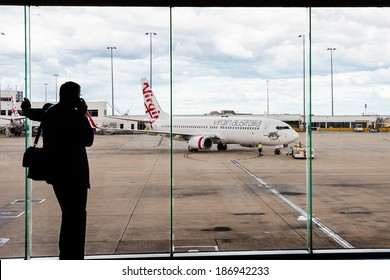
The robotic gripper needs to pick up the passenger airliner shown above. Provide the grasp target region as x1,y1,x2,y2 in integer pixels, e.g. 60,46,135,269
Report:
0,95,25,136
114,78,300,153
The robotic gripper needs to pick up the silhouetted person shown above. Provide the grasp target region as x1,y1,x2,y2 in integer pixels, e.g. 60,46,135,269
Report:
21,81,94,259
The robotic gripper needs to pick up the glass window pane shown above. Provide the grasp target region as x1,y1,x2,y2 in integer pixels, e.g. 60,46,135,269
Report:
3,3,388,260
0,6,28,259
27,6,171,258
171,7,309,254
311,7,390,250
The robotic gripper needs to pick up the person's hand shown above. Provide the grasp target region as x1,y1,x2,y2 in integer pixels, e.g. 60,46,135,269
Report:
21,98,31,112
77,98,88,116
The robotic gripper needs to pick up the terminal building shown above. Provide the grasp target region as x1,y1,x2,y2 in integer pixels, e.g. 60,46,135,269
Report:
271,113,381,131
0,88,136,134
0,88,388,135
205,110,385,132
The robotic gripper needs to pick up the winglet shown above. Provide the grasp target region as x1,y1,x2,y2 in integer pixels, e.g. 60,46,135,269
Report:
11,95,24,126
11,95,21,118
86,111,99,129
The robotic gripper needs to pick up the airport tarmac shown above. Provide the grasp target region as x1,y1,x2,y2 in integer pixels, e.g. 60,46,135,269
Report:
0,131,390,258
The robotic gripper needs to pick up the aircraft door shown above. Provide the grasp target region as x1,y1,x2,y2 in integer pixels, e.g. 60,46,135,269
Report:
263,121,270,136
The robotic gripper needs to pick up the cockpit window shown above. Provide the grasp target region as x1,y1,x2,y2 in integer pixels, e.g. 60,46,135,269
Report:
276,126,290,130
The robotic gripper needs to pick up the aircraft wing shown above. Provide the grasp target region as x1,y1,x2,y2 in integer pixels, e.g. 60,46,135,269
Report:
104,116,222,142
0,116,25,121
133,128,222,143
106,115,148,123
97,128,145,135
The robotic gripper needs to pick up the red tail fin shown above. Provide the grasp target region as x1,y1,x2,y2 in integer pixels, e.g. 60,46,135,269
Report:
11,95,20,118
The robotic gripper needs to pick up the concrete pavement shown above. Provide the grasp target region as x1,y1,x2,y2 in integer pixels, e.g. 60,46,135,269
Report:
0,131,389,258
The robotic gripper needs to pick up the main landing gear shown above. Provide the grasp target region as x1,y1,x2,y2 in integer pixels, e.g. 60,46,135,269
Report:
274,148,281,155
217,143,227,151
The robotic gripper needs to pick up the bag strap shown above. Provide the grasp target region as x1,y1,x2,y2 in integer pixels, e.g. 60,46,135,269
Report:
32,103,53,147
33,123,42,147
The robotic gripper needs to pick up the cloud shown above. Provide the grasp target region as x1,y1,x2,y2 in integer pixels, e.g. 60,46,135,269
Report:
1,6,389,116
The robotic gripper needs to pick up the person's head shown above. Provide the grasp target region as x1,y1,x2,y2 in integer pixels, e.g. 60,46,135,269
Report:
59,81,81,106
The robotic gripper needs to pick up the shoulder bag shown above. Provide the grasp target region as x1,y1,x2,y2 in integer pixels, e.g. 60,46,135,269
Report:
22,123,47,181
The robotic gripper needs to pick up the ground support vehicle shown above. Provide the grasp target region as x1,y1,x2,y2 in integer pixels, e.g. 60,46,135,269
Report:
289,144,314,159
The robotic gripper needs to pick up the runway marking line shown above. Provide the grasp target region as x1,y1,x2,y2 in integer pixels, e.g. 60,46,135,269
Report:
232,160,354,249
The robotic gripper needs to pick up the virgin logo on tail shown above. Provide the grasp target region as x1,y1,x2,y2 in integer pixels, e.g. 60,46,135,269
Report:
11,95,23,126
142,80,160,127
11,95,20,118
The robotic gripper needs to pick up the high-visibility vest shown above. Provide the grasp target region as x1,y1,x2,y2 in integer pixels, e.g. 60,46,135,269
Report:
258,144,263,149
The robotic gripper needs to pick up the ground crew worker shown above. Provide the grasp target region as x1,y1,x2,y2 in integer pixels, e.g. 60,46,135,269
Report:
257,143,263,157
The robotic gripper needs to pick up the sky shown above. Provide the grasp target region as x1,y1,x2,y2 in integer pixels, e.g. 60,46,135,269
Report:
0,6,389,116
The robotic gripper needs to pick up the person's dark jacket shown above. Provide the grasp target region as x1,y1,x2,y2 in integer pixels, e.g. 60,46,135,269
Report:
42,103,94,187
23,103,53,121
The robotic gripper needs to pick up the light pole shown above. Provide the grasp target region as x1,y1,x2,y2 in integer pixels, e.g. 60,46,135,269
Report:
107,46,116,115
44,83,48,102
145,32,157,88
266,80,269,115
327,47,336,116
53,74,59,102
299,34,306,131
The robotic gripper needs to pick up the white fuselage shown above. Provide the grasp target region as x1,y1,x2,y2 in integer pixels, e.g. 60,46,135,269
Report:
150,114,299,147
137,78,299,151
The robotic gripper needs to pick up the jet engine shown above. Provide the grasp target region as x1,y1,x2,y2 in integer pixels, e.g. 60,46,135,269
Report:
188,136,213,151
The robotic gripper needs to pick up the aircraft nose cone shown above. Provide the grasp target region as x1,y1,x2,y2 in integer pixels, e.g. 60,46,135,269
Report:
291,130,300,142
